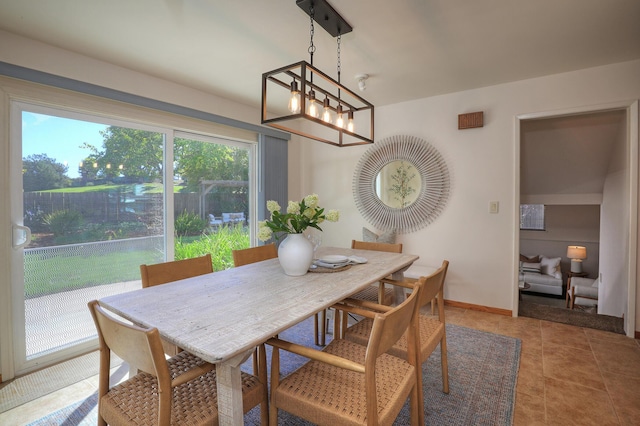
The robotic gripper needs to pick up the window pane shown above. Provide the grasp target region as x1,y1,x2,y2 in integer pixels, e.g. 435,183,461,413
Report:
173,135,251,270
520,204,545,230
22,112,165,359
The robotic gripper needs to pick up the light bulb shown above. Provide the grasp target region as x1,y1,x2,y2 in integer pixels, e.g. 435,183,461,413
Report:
288,81,301,113
322,98,332,123
335,105,344,128
307,90,320,118
347,110,354,132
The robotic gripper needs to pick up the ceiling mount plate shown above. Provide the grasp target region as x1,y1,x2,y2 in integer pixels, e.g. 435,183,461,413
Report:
296,0,353,37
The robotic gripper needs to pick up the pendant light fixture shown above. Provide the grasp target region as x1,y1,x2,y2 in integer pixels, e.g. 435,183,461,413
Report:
261,0,374,147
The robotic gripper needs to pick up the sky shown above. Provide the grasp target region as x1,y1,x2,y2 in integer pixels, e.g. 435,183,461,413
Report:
22,112,108,179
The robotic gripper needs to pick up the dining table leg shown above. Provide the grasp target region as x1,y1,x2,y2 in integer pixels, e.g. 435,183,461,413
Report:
216,349,254,425
391,265,411,304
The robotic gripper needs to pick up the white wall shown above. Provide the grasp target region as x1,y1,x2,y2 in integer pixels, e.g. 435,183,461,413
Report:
0,30,260,126
292,59,640,327
600,120,629,317
1,31,639,331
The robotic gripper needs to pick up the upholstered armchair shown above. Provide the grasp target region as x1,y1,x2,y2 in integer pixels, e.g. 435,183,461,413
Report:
566,276,599,309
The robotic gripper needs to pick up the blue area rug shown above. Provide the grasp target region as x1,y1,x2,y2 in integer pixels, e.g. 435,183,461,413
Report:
28,319,520,425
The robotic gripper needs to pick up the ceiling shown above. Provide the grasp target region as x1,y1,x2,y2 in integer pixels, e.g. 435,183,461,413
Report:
521,110,627,199
0,0,637,200
0,0,638,109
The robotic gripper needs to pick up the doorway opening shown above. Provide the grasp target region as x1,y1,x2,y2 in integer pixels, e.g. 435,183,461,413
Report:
515,101,638,337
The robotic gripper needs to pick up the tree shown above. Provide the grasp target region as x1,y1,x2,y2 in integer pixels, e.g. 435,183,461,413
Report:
81,127,164,181
81,128,248,188
22,154,69,191
175,138,248,191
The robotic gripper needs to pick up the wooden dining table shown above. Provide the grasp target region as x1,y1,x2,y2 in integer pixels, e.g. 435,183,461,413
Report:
98,246,418,425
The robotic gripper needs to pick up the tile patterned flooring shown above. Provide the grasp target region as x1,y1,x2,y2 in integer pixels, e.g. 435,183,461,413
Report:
1,305,639,425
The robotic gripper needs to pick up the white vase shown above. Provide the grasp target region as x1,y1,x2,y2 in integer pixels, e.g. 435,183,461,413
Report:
278,233,314,276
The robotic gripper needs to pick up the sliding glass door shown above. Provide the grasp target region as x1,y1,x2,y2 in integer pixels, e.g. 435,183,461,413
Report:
8,96,258,378
10,102,168,375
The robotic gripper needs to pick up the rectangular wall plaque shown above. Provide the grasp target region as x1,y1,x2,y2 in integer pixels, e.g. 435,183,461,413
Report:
458,111,484,129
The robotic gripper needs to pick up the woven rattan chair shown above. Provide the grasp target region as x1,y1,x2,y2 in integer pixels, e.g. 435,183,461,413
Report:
267,282,421,426
140,253,213,287
329,240,403,341
87,300,268,426
349,240,403,305
140,254,213,356
232,244,277,267
343,260,450,424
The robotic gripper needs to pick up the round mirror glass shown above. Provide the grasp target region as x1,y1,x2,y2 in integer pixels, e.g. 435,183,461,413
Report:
375,160,422,208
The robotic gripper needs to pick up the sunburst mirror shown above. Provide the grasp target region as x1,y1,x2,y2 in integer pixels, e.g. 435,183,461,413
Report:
352,134,450,233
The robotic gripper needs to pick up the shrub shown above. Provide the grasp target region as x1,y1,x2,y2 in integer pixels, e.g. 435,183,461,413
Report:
175,210,208,237
175,225,249,270
24,207,48,233
43,210,83,236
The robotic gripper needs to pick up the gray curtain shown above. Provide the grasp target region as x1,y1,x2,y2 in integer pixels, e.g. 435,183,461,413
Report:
258,134,288,225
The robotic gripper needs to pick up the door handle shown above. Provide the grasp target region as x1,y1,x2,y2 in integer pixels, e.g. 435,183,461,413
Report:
12,224,31,249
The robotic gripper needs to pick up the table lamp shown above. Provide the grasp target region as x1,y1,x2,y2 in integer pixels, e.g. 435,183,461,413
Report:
567,245,587,273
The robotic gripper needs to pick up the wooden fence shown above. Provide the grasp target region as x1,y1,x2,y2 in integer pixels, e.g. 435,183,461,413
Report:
23,190,248,230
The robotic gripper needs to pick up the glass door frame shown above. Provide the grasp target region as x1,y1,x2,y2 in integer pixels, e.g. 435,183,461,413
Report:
0,79,262,382
8,100,173,377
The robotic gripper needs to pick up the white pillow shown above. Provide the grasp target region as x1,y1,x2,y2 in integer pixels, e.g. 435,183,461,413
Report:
540,256,562,279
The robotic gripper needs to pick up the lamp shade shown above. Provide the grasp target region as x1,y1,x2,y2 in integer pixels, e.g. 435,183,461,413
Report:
567,245,587,273
567,246,587,260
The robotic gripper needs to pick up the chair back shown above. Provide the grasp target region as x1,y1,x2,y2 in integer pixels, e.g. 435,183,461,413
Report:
232,244,277,267
416,260,449,309
366,282,419,362
351,239,403,253
88,300,175,424
88,300,170,382
140,253,213,287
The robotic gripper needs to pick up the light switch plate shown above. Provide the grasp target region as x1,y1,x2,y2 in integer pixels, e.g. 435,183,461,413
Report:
489,201,499,213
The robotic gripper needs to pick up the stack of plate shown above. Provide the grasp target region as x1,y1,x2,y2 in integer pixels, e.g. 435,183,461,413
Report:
313,255,367,269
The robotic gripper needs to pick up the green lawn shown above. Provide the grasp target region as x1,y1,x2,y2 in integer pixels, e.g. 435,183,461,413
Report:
43,182,175,194
24,226,250,297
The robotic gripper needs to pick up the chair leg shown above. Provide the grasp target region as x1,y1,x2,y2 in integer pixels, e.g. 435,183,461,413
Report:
257,345,269,426
440,334,450,394
319,309,326,346
414,358,425,425
569,287,575,310
333,309,342,340
252,349,258,376
269,346,280,426
409,375,421,426
340,309,348,339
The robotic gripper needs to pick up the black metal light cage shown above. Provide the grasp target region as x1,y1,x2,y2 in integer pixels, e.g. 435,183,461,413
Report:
262,61,374,147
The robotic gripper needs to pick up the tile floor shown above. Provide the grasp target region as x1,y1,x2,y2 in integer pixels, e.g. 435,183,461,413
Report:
1,305,639,425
